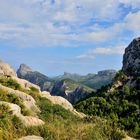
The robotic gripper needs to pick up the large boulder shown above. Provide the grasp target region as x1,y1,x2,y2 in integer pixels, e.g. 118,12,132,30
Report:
0,60,17,77
42,91,74,111
12,76,41,91
122,37,140,76
42,91,86,118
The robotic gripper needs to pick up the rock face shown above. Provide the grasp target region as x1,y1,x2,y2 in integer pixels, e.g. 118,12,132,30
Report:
0,60,17,77
17,64,32,77
0,84,40,113
98,70,116,76
123,37,140,76
17,64,54,91
51,79,94,104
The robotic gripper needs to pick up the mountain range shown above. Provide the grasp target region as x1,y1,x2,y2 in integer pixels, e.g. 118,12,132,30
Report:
0,37,139,140
17,64,116,104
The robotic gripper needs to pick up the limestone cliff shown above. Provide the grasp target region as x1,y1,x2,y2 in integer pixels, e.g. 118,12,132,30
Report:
123,37,140,76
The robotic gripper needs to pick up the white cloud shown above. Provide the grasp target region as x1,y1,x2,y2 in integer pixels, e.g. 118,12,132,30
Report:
124,11,140,31
85,23,124,43
76,55,95,60
86,30,112,42
88,45,126,55
0,0,139,47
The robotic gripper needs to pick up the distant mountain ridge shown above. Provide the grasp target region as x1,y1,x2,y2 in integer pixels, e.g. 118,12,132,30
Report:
17,64,116,104
53,70,116,89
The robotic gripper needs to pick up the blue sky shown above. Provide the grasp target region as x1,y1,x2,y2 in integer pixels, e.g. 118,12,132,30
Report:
0,0,140,76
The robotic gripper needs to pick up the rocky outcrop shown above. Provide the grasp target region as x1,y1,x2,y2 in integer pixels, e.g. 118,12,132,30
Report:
0,101,44,126
12,76,41,91
0,84,40,113
17,64,32,77
42,91,74,111
17,64,54,91
19,136,44,140
108,81,123,92
0,60,17,77
123,37,140,76
42,91,86,118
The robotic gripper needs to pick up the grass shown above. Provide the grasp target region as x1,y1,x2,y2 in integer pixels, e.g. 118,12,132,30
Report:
0,76,21,90
0,76,125,140
0,88,32,116
0,95,125,140
36,97,125,140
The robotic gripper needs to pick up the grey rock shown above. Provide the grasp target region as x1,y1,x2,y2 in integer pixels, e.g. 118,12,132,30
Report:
17,64,32,77
98,70,116,76
122,37,140,76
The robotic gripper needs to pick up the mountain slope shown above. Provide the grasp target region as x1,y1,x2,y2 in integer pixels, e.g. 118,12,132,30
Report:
0,60,126,140
75,38,140,139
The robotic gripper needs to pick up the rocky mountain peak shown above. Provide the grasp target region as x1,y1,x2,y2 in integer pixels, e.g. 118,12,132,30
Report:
122,37,140,76
98,70,116,76
17,64,33,77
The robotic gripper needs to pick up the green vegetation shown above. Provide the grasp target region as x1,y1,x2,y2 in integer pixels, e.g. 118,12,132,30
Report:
0,104,25,140
0,76,21,90
0,88,32,116
26,86,40,100
0,74,126,140
75,71,140,138
36,97,124,140
0,95,125,140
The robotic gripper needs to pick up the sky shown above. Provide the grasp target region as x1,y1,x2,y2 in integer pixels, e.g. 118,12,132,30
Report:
0,0,140,76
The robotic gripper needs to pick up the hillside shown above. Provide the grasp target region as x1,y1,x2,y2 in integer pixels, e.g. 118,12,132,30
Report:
75,38,140,139
0,60,127,140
